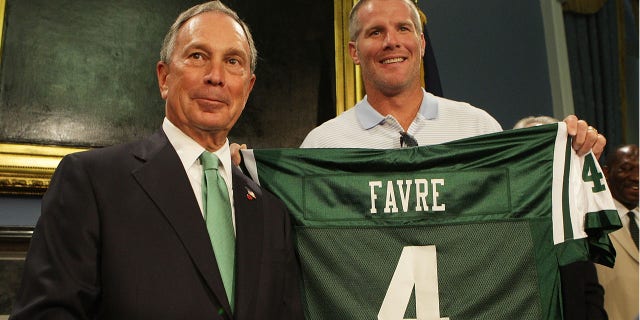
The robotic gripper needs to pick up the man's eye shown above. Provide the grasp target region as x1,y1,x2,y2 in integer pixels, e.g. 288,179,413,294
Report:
228,58,239,65
619,165,632,172
190,53,203,59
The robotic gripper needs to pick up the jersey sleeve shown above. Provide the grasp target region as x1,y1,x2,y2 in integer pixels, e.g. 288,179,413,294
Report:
551,122,621,267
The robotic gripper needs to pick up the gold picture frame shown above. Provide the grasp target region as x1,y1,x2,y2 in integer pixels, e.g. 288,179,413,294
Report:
0,0,86,195
333,0,364,115
0,143,85,195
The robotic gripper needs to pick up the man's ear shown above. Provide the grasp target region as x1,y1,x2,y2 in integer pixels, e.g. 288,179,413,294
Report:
348,41,360,65
248,73,256,93
156,61,169,100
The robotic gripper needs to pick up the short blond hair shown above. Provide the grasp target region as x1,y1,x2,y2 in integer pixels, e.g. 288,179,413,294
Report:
348,0,423,41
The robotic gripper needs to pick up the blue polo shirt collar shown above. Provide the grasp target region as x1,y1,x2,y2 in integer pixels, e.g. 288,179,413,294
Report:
355,89,439,130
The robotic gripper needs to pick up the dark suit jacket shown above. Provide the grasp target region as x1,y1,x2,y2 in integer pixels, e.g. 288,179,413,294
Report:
10,130,303,320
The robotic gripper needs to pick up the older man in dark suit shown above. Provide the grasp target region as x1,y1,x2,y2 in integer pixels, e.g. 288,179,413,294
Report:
10,2,303,319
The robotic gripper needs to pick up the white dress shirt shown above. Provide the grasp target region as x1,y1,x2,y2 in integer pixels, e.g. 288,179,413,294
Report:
162,117,236,232
613,198,639,232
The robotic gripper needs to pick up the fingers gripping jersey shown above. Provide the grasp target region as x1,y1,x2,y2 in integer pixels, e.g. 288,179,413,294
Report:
241,123,621,320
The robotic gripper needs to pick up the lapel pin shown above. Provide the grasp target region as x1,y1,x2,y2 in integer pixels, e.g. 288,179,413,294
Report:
246,188,256,200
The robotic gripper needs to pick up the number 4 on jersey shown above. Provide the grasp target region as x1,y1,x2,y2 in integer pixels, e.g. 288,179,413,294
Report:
582,154,606,193
378,246,449,320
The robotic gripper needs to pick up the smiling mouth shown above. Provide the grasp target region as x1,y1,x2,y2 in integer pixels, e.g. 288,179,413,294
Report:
381,57,406,64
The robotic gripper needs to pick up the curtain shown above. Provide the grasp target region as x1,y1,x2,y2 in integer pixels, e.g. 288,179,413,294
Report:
563,0,607,13
563,0,626,152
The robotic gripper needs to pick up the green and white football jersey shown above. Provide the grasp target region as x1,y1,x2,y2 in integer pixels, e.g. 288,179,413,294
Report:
241,123,621,320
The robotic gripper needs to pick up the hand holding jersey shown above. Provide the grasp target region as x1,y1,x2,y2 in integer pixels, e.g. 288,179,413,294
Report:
563,115,606,159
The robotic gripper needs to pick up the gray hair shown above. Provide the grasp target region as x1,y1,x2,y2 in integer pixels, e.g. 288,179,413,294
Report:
512,115,559,129
160,1,258,73
348,0,423,41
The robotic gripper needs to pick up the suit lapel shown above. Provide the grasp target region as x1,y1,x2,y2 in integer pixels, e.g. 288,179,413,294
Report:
130,131,233,317
232,166,265,315
611,229,639,263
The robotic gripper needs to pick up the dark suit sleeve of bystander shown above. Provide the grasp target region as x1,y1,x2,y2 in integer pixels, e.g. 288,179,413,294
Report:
560,261,608,320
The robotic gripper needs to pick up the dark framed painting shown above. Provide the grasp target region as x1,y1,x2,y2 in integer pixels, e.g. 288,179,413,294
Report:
0,0,361,196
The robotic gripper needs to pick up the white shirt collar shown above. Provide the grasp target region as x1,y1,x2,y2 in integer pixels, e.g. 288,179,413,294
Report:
161,117,236,228
612,198,639,224
162,117,232,178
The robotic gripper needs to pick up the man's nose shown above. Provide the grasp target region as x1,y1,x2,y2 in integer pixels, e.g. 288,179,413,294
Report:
204,62,225,86
631,166,639,182
383,31,401,48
